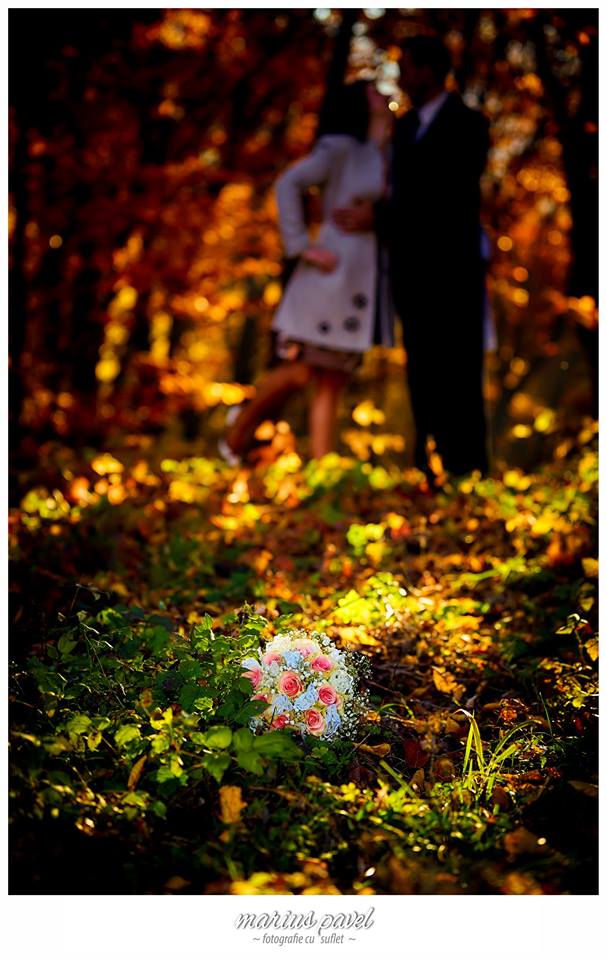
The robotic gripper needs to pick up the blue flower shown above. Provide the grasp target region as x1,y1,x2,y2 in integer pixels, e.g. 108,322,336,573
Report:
271,694,292,714
241,657,261,671
293,683,318,711
325,705,342,736
283,650,303,669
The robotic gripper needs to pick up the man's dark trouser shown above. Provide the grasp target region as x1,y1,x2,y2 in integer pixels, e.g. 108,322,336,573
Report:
392,267,489,477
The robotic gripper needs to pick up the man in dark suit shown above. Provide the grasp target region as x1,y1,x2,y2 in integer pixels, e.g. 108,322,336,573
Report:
335,35,490,476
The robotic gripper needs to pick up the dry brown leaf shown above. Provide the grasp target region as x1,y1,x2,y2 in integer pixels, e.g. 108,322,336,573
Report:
490,785,512,810
584,637,599,661
357,742,391,757
444,717,467,735
387,856,416,895
403,738,429,768
568,780,598,798
219,784,247,824
581,557,598,578
127,754,147,790
432,667,465,700
503,827,544,858
409,768,425,792
164,875,191,892
501,871,544,895
433,758,455,782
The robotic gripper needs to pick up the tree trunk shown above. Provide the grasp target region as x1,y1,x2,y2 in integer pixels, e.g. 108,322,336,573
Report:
530,12,598,413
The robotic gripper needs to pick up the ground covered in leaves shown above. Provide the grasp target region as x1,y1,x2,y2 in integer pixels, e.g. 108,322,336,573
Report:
9,420,598,895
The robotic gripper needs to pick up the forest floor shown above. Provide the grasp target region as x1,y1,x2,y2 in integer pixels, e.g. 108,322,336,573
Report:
9,417,598,895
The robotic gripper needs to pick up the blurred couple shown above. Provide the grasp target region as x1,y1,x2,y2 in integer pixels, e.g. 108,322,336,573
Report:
223,34,490,477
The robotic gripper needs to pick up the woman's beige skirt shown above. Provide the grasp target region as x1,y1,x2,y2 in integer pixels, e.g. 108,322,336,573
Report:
276,334,361,375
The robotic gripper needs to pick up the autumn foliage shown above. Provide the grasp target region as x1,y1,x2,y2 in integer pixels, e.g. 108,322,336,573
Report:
9,9,598,896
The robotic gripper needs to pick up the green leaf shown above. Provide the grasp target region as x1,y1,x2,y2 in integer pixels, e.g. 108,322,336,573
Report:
156,766,176,784
156,756,185,782
87,730,102,751
254,731,303,761
203,752,231,783
203,726,233,749
43,735,70,755
58,635,78,657
150,708,173,730
150,732,171,755
193,697,214,714
115,725,141,749
470,716,485,770
123,791,148,808
65,714,92,736
463,720,474,775
151,800,168,818
235,750,264,775
97,608,128,628
179,682,203,711
191,616,215,651
47,770,72,786
233,727,255,752
146,626,170,656
236,700,267,722
178,659,203,680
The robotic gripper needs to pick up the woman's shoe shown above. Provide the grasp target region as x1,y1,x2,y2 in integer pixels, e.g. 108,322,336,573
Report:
218,404,244,465
217,437,241,467
225,404,242,427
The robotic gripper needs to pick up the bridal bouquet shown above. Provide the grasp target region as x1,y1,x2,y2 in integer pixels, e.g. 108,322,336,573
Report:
241,629,367,741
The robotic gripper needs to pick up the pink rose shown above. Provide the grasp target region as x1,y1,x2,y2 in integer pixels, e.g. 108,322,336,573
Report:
294,640,317,658
253,692,270,703
263,651,283,666
278,671,303,698
243,666,263,689
311,655,333,673
318,684,339,706
305,709,326,737
271,715,288,729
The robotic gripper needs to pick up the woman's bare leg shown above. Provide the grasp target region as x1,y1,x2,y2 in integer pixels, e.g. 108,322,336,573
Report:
308,368,349,459
226,360,312,455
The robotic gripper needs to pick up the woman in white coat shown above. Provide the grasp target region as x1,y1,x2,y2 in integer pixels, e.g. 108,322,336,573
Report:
224,81,393,461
